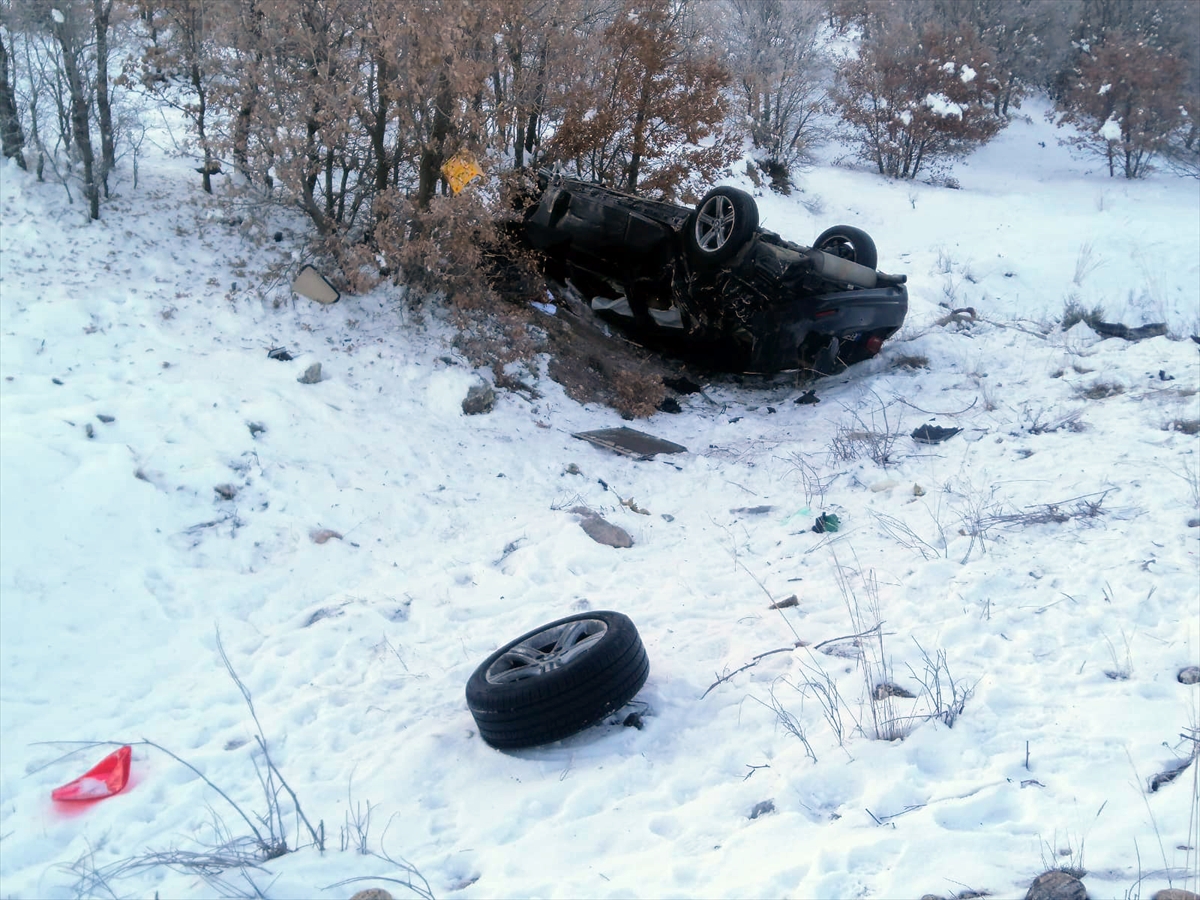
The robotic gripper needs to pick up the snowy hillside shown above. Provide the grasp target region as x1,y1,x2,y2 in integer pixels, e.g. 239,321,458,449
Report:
1,100,1198,900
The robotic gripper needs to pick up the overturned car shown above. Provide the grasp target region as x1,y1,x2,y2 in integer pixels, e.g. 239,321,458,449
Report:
524,170,908,375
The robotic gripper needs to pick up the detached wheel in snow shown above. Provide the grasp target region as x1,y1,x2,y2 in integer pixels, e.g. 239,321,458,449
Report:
814,225,878,270
688,187,759,265
465,611,649,749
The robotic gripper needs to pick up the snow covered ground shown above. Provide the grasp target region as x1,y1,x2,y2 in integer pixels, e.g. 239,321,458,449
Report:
1,99,1198,900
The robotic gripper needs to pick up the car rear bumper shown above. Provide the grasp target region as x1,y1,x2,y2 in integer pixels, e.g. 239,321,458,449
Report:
745,284,909,372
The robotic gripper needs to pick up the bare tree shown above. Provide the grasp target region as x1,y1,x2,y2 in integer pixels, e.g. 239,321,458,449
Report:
92,0,113,193
926,0,1075,115
832,20,1007,180
132,0,219,193
1054,31,1188,178
548,0,740,200
726,0,826,188
495,0,582,171
49,1,99,218
0,11,28,168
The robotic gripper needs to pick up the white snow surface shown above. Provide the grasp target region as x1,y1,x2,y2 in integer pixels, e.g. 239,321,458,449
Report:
1100,117,1123,142
2,100,1199,900
923,93,964,119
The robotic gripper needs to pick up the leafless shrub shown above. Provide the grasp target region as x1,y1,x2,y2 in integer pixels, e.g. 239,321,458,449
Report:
340,779,375,855
832,553,908,741
1165,461,1200,515
830,396,902,467
752,681,818,763
1103,630,1134,681
972,490,1110,532
214,629,323,856
1072,240,1105,285
872,510,946,561
797,667,854,753
908,639,975,728
787,453,837,509
1167,419,1200,436
1080,381,1125,400
1039,830,1089,880
323,814,434,899
971,373,997,412
64,834,271,900
1061,296,1106,331
955,483,1003,564
1021,404,1085,435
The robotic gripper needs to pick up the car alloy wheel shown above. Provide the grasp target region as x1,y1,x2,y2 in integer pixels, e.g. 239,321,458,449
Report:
465,611,649,749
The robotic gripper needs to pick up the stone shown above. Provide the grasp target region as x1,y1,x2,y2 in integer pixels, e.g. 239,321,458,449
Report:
214,483,238,500
462,383,495,415
578,514,633,548
748,799,775,819
1025,870,1087,900
1178,666,1200,685
349,890,394,900
1152,890,1200,900
297,363,323,384
873,682,916,700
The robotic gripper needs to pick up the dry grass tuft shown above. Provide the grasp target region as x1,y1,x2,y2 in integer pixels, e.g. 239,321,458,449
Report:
1080,382,1124,400
893,353,930,370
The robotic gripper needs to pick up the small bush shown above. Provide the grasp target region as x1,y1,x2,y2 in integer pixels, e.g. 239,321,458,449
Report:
1080,382,1124,400
1061,298,1106,331
613,370,667,419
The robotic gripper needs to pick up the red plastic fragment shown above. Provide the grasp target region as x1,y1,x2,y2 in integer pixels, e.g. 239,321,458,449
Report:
51,745,132,802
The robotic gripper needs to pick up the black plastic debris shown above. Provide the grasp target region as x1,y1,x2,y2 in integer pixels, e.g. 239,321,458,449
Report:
268,347,294,361
574,427,686,459
795,390,820,405
812,513,840,533
1091,321,1166,341
911,424,961,444
663,376,702,395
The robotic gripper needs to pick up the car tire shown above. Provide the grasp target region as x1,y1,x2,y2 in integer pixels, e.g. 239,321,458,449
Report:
814,225,878,270
688,187,759,265
465,611,649,749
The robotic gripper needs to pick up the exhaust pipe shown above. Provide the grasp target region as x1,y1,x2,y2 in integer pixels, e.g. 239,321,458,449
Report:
806,249,878,288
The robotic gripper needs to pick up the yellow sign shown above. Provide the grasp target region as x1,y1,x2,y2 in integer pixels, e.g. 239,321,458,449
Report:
441,151,484,194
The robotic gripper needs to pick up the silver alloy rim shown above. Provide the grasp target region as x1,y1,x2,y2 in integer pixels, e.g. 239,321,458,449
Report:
485,619,609,684
695,195,736,252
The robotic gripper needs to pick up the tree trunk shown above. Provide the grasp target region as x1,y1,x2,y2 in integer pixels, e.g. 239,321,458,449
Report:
93,0,115,196
525,40,548,157
0,31,27,169
370,53,390,194
624,80,653,193
415,66,453,211
55,20,99,219
190,59,212,194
